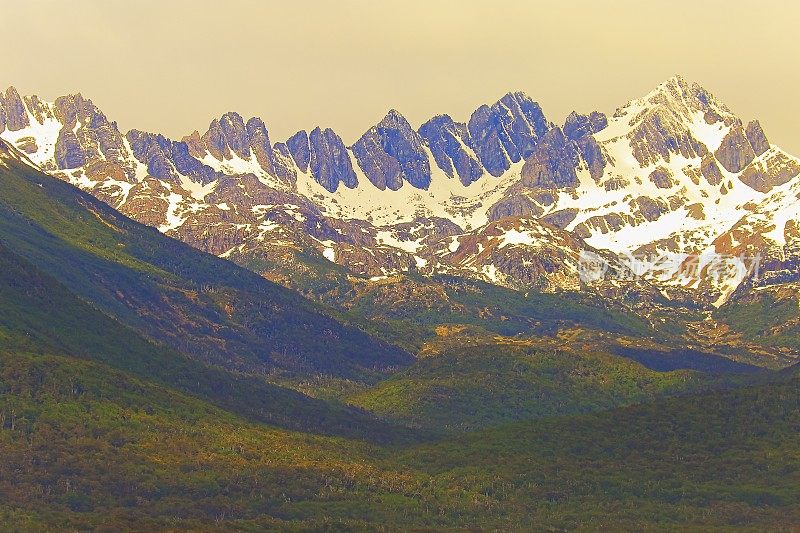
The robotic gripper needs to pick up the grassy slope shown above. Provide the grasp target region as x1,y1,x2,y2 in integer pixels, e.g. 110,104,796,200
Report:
348,334,724,431
716,288,800,349
0,238,411,442
0,155,410,378
343,274,654,353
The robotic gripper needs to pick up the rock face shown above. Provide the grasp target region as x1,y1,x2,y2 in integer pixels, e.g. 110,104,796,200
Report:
745,120,769,156
625,76,725,167
248,117,296,181
629,196,668,222
563,111,607,141
418,115,483,185
700,154,724,185
183,112,295,183
649,167,674,189
738,150,800,193
629,108,709,167
203,113,248,160
352,110,431,190
52,94,132,177
576,135,606,182
308,127,357,192
0,87,29,132
128,130,219,184
487,192,544,221
286,130,311,172
715,125,756,174
467,92,550,176
541,208,578,229
521,128,581,189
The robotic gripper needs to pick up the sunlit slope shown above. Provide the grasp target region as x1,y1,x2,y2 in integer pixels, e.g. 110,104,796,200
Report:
0,142,411,378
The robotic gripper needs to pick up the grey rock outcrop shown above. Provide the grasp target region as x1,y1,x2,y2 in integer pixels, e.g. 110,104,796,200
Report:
648,167,674,189
52,94,132,178
487,192,544,221
0,87,29,132
185,112,295,182
563,111,608,141
738,151,800,193
700,154,724,185
286,130,311,173
715,125,756,173
745,120,769,156
467,92,550,176
127,130,219,184
418,114,483,185
520,128,580,189
352,110,431,190
308,127,357,192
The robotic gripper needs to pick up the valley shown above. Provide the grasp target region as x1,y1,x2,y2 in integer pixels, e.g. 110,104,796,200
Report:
0,71,798,530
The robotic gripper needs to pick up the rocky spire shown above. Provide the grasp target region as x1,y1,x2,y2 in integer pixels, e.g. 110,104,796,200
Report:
0,86,30,132
467,92,551,176
352,109,431,190
419,114,483,185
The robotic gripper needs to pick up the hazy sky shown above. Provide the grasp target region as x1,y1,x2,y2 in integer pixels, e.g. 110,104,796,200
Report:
3,0,798,152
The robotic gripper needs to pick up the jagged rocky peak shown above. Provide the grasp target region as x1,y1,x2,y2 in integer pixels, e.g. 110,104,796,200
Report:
0,88,140,181
0,86,29,132
352,109,431,190
128,129,218,185
285,130,310,172
183,130,205,158
563,111,608,141
635,75,733,121
613,75,737,168
183,112,296,183
245,116,289,178
53,93,94,128
203,112,251,160
24,94,54,126
609,75,788,194
419,114,483,185
51,93,132,175
518,110,608,191
521,127,581,189
467,91,551,177
308,127,357,192
190,111,259,160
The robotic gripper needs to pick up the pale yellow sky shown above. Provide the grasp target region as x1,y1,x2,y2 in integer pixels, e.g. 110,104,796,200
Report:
3,0,798,153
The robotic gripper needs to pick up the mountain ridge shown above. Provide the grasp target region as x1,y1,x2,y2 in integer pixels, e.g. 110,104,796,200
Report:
2,76,799,318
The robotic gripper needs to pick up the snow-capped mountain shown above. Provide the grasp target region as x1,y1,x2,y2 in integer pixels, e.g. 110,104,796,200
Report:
1,76,798,306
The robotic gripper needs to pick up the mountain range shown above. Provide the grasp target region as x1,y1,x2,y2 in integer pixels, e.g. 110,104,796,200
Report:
2,75,799,316
1,75,800,529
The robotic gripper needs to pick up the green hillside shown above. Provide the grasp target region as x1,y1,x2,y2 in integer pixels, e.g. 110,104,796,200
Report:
0,150,410,379
0,236,409,442
0,350,400,530
348,333,725,431
393,370,800,530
